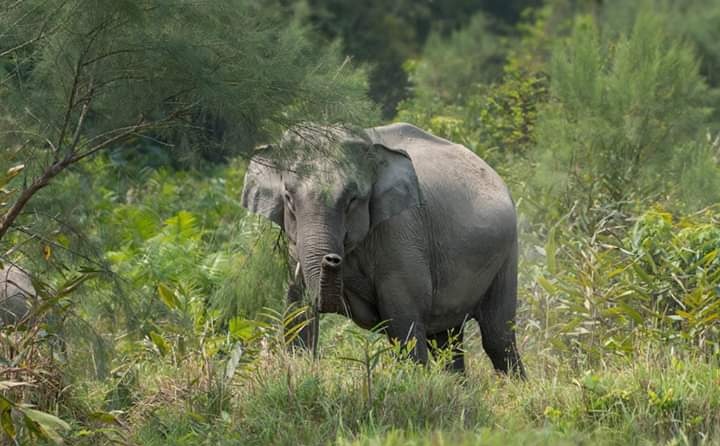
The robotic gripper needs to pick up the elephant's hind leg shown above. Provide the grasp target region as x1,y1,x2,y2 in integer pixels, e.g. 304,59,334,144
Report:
427,324,465,373
475,245,525,378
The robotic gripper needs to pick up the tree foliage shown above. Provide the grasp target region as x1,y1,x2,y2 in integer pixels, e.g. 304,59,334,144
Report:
397,10,549,170
305,0,542,117
532,11,717,217
0,0,374,242
405,13,510,106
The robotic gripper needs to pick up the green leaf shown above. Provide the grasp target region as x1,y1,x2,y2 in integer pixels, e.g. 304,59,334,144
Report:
632,263,655,285
148,331,170,356
22,408,70,444
0,400,15,440
537,276,557,293
88,411,121,425
700,249,717,268
23,409,71,432
157,283,180,310
607,267,627,279
615,302,644,324
164,210,200,240
56,273,94,298
228,317,257,341
283,320,309,345
546,226,558,275
698,313,719,326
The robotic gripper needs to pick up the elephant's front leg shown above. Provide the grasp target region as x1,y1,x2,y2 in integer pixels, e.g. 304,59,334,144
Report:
427,325,465,372
376,275,432,365
384,317,429,364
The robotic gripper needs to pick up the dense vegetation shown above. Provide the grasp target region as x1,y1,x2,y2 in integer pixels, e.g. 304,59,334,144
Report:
1,0,718,444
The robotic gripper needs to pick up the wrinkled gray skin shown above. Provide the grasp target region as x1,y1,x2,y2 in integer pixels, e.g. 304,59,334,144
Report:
0,265,36,326
242,123,524,376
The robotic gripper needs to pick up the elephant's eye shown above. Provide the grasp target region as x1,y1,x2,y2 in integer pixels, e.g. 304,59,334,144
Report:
345,197,356,213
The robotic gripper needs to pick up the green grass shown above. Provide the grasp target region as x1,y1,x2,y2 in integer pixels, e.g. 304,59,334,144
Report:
115,320,719,446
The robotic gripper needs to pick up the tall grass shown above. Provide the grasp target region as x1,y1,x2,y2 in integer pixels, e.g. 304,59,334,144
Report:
123,328,719,446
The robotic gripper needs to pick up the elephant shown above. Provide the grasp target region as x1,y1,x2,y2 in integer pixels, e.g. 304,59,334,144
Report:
241,123,524,376
0,264,36,326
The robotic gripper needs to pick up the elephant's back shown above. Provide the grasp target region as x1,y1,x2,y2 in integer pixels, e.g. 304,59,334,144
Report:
367,123,514,218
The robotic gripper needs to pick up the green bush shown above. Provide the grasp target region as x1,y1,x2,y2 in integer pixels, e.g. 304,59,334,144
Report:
66,157,288,330
601,0,720,91
399,65,546,166
405,13,509,107
628,207,720,349
532,11,717,217
528,205,720,360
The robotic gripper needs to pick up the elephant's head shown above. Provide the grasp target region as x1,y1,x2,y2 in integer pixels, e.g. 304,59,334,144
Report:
241,125,421,313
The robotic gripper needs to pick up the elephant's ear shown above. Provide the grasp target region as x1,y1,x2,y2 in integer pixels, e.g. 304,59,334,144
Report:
241,145,284,226
370,144,422,229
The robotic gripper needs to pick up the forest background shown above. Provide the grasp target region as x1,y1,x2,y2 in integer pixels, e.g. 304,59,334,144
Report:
1,0,719,444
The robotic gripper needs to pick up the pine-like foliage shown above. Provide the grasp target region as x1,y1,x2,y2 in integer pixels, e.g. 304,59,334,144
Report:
406,13,509,107
0,0,375,172
533,10,718,215
0,0,377,247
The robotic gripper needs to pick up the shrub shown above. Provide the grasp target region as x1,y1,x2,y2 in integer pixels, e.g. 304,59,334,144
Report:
528,205,720,360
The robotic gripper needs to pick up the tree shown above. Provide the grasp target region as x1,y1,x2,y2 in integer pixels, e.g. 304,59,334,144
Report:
396,10,549,169
406,13,509,105
600,0,720,119
304,0,542,117
0,0,374,243
532,10,718,220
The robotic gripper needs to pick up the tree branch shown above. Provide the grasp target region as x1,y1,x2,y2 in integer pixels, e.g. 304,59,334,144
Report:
0,3,53,57
68,78,94,152
0,159,67,241
69,108,194,164
55,58,83,158
0,102,195,243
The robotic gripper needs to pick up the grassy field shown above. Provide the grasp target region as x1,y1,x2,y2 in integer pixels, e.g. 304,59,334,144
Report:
65,318,716,446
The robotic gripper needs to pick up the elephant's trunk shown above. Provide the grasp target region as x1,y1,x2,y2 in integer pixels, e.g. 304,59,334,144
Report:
307,253,343,356
296,213,345,357
319,254,343,312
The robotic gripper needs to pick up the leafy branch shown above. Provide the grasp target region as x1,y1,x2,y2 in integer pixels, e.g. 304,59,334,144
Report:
335,325,392,405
